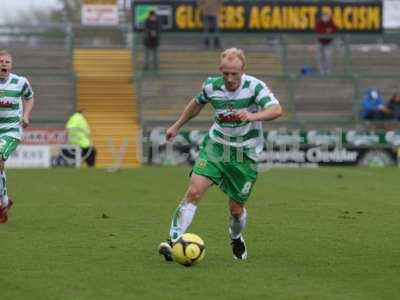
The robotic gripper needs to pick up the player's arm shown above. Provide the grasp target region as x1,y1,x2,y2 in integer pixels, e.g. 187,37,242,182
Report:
166,98,205,140
237,103,282,122
21,78,34,128
238,82,282,122
22,97,34,128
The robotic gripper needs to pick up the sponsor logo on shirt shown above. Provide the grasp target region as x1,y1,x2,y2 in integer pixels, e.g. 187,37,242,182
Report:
0,100,12,108
218,103,241,122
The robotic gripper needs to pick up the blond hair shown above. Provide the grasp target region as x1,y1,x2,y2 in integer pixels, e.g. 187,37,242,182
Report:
220,48,246,68
0,50,12,57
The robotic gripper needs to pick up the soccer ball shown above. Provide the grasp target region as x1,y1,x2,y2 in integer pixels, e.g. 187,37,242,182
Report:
172,233,206,267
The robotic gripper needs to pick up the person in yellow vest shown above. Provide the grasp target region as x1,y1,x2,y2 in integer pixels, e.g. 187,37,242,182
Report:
65,110,97,167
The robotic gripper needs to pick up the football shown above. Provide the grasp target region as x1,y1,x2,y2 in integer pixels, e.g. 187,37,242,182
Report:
171,233,206,267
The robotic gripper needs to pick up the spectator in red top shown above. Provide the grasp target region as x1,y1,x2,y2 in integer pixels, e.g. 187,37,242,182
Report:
315,12,337,75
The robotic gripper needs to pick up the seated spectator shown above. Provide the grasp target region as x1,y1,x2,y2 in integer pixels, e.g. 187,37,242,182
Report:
361,88,391,120
387,93,400,120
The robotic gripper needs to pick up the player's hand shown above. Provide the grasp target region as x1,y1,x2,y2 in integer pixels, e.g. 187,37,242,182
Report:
236,111,257,122
165,126,178,141
21,116,30,128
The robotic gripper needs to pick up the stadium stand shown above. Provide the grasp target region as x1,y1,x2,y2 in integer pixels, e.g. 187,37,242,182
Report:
139,73,291,126
350,47,400,76
1,25,141,168
30,75,75,127
11,47,72,76
293,77,356,124
134,33,400,131
1,42,75,128
2,24,399,167
74,49,140,168
135,50,283,75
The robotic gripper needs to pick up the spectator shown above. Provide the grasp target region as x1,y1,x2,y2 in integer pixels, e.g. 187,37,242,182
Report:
197,0,222,49
361,88,391,120
315,12,337,75
143,10,160,71
387,93,400,120
65,110,97,167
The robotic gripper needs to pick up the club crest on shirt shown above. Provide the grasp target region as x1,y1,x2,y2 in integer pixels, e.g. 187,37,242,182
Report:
197,159,207,168
226,102,234,111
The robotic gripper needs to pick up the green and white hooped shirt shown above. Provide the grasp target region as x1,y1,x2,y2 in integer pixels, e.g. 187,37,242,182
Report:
195,74,279,160
0,73,34,140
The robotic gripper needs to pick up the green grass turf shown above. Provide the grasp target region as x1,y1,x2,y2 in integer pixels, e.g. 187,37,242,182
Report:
0,167,399,300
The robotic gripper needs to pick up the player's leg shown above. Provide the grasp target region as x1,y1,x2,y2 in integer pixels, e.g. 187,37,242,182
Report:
0,163,13,221
0,136,19,223
210,16,220,49
83,146,96,167
0,163,10,224
0,161,7,205
203,16,211,48
229,200,248,260
0,164,13,224
0,136,20,224
229,200,246,238
325,44,333,74
143,47,150,70
159,134,221,261
169,173,213,241
219,150,257,260
159,173,213,261
169,134,224,240
221,180,254,260
317,43,325,75
151,48,158,70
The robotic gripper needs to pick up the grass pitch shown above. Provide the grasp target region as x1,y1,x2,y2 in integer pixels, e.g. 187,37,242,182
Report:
1,167,399,300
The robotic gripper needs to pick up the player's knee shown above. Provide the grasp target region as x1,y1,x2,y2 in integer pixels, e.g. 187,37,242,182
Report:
230,203,243,218
231,211,242,219
186,185,203,201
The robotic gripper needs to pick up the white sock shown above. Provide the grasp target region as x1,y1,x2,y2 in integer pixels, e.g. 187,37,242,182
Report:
0,171,8,207
169,200,197,242
229,208,247,239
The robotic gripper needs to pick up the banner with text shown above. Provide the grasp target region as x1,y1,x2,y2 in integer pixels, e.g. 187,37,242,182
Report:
6,129,79,168
22,129,67,145
6,145,51,168
133,0,382,33
82,0,119,26
144,128,400,168
383,0,400,29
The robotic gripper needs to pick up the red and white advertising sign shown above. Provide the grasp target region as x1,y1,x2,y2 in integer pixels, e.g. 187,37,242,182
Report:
82,4,119,26
22,129,67,145
6,145,51,168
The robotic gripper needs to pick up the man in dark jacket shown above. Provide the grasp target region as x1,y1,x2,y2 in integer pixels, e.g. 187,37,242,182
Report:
387,93,400,120
197,0,222,49
143,10,160,71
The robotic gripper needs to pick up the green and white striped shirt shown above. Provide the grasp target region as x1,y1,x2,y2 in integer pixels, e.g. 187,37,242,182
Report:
0,73,34,140
195,74,279,159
